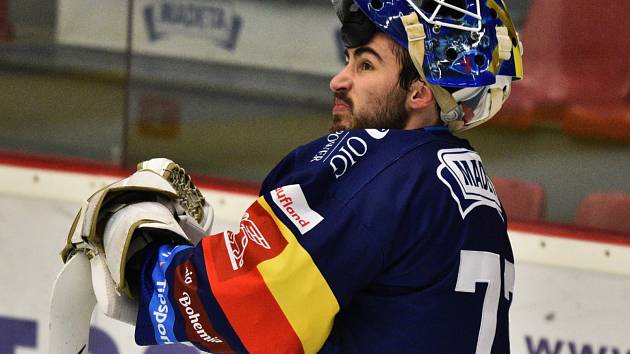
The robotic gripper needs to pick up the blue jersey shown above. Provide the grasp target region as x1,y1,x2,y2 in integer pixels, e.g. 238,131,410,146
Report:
135,128,514,353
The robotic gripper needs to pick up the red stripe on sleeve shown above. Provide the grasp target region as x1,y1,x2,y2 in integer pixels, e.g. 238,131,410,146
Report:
201,200,305,353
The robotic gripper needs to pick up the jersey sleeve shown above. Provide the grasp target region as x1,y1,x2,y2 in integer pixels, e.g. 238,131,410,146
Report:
133,128,514,353
134,185,383,354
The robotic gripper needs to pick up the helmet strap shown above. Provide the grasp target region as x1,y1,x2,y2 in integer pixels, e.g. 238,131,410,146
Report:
458,87,505,131
496,26,513,61
401,13,461,127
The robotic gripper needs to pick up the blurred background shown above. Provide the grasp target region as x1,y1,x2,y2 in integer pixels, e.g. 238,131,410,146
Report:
2,1,630,353
1,0,629,227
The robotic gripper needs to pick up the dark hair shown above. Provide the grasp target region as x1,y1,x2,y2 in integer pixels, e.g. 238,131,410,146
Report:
390,38,442,116
391,41,421,91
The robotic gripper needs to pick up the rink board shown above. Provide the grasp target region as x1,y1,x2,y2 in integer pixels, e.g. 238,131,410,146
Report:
1,159,629,354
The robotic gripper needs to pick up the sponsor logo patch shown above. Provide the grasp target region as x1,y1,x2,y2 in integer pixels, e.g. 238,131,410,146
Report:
149,244,191,344
218,200,289,279
310,131,346,163
436,148,503,220
173,260,230,351
365,128,389,139
326,129,389,179
271,185,324,234
224,212,271,271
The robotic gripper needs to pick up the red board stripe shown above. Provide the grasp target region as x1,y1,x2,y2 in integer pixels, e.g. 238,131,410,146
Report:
509,220,630,246
1,148,627,247
0,148,260,195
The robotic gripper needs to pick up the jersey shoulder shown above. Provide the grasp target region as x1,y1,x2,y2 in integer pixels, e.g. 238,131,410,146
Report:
262,128,498,205
260,128,507,239
261,128,447,200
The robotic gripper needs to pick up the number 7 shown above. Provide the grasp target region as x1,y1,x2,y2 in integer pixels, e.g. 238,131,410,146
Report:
455,250,515,354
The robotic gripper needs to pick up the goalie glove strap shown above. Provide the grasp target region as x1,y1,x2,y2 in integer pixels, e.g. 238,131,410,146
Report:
102,201,191,298
124,233,169,298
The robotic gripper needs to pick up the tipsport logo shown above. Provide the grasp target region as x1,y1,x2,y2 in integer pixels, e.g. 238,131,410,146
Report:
144,0,242,51
436,148,503,220
149,244,192,344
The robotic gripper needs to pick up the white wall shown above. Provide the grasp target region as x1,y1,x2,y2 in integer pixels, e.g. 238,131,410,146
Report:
1,162,629,354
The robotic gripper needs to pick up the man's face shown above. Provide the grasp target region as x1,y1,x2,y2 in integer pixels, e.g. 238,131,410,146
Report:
329,32,409,132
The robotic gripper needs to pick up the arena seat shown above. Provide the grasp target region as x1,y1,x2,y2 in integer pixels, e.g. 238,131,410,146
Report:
491,177,545,222
487,90,537,130
490,0,565,128
0,0,11,42
575,192,630,235
562,103,630,142
553,1,630,104
492,0,630,128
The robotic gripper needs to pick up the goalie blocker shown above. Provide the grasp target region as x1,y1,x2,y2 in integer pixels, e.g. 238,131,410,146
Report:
49,158,213,354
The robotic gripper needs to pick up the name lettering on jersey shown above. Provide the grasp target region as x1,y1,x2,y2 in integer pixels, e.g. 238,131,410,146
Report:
436,148,503,220
327,129,389,179
271,184,324,234
224,212,271,271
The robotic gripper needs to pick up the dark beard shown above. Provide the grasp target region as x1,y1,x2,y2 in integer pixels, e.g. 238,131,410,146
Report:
330,88,409,132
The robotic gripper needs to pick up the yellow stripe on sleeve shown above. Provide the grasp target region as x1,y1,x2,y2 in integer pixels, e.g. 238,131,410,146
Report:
257,197,340,354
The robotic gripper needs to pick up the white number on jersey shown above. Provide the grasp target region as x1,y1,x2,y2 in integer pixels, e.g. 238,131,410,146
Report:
455,250,515,354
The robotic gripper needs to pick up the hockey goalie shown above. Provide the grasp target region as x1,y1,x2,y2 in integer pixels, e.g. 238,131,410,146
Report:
51,0,523,352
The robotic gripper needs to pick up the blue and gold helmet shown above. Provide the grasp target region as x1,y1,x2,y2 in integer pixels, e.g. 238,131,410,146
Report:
332,0,523,131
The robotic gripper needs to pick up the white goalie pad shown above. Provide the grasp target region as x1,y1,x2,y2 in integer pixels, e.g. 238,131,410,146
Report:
102,201,189,296
49,252,96,354
90,252,138,325
62,169,181,262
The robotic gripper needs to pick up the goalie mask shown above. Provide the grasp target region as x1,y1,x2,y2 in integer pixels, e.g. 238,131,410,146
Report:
332,0,523,131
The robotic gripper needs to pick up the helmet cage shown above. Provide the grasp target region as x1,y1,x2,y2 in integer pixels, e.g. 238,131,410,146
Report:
406,0,482,33
333,0,523,131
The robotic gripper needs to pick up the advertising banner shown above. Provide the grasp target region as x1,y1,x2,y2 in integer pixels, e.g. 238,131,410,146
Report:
1,162,630,353
56,0,344,76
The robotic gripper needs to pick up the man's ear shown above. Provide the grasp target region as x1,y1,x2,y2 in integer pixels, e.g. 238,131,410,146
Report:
406,80,435,111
